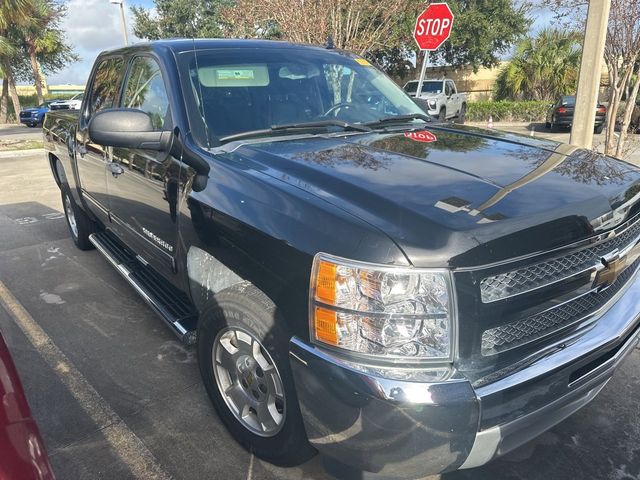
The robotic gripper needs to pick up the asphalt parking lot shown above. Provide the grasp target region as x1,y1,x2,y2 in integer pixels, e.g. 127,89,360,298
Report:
1,137,640,480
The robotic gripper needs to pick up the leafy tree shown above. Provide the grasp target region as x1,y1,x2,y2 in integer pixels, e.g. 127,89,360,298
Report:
494,28,582,101
364,0,531,82
13,0,78,104
426,0,531,70
0,0,31,120
132,0,233,40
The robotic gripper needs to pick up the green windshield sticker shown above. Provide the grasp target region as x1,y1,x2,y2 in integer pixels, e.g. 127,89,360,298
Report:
217,69,255,80
198,65,270,87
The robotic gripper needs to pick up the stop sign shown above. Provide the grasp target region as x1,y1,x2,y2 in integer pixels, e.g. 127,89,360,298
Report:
414,3,454,51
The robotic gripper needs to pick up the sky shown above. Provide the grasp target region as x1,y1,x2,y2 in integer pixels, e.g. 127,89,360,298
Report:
44,0,560,87
45,0,154,86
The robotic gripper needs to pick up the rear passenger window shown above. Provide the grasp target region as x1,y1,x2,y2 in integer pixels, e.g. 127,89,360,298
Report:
89,57,124,116
123,57,169,130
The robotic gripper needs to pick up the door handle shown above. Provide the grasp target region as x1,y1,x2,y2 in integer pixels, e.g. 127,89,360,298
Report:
108,163,124,177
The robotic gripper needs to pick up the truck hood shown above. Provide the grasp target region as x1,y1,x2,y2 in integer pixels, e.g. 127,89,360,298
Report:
228,124,640,267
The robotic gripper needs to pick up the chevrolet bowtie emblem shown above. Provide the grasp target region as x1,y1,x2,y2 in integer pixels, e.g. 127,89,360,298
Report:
592,250,627,291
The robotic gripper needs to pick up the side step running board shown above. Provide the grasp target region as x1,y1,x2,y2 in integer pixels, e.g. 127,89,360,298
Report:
89,231,197,345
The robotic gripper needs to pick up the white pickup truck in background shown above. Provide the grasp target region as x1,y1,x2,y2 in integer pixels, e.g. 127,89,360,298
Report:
404,78,467,123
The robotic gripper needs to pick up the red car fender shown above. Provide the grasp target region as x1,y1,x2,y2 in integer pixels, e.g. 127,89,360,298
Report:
0,333,54,480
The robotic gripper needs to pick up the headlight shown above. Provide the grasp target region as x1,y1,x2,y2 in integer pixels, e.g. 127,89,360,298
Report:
428,100,437,109
309,253,455,362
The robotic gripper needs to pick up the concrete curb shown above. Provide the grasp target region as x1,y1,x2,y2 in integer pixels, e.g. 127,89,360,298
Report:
0,148,44,158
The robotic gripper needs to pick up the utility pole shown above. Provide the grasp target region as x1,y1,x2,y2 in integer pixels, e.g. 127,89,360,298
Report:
110,0,129,46
570,0,611,149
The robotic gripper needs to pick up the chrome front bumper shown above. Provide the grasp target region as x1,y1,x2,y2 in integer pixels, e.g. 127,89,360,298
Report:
289,270,640,479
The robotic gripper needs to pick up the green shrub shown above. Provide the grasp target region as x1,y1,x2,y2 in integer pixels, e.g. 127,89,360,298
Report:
466,100,550,122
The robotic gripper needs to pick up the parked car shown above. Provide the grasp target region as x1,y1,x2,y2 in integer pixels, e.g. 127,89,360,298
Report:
546,95,607,133
19,101,54,127
0,330,55,479
43,39,640,479
49,92,84,111
403,78,467,122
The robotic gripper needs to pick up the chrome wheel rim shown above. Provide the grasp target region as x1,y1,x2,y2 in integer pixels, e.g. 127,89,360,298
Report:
212,327,286,437
64,194,78,239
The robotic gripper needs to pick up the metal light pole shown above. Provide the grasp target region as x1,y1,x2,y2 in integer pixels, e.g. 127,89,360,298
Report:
570,0,611,149
110,0,129,46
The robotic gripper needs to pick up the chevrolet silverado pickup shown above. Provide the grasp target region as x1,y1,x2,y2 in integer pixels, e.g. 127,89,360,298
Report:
43,40,640,479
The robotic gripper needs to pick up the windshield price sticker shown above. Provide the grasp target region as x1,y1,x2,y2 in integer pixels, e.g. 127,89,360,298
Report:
404,131,437,143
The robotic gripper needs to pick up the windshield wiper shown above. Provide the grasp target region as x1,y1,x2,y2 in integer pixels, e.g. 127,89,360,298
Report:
218,120,371,144
365,113,432,128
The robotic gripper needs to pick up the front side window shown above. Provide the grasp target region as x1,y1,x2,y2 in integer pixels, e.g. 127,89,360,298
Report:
88,57,124,116
123,57,170,130
178,48,426,146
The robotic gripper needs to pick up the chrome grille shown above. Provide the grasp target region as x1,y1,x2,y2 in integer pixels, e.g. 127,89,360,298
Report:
481,259,639,355
481,217,640,303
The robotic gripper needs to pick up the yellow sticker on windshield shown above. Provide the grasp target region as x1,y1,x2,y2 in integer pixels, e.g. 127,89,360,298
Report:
354,58,371,67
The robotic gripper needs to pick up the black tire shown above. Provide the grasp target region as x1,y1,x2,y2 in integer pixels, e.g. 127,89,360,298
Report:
455,104,466,124
61,186,95,250
197,282,316,467
594,124,604,134
438,107,446,122
550,118,559,132
545,121,551,129
27,123,36,128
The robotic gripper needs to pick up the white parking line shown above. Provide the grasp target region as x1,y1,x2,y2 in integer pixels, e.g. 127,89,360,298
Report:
0,280,172,480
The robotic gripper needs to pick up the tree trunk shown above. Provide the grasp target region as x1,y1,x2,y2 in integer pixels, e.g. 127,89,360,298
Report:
0,78,7,124
3,61,21,122
28,48,45,104
615,67,640,158
604,65,632,156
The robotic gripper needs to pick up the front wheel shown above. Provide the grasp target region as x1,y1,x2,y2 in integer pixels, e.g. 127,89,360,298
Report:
197,283,316,467
455,104,466,124
61,187,95,250
438,108,447,122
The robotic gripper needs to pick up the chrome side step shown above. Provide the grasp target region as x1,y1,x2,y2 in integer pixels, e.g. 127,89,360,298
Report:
89,231,197,345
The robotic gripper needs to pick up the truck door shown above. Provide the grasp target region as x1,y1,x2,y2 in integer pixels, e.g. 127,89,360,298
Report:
76,56,125,223
107,55,180,279
446,80,458,115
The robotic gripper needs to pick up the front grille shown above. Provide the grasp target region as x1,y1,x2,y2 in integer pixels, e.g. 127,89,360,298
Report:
19,112,33,118
481,259,639,355
481,217,640,303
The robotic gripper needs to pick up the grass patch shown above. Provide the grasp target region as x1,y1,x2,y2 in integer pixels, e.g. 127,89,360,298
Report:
0,139,44,151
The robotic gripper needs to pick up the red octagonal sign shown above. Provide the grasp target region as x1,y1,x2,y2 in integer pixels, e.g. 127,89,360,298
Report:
414,3,454,51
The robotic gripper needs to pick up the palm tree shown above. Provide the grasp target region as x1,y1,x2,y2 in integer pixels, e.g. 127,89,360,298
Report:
19,0,53,104
0,0,32,121
496,28,582,101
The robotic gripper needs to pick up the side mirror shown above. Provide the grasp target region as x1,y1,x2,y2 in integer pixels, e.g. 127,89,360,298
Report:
88,108,171,151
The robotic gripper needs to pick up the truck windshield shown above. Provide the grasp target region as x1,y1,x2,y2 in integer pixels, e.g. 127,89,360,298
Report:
178,47,426,146
403,81,443,95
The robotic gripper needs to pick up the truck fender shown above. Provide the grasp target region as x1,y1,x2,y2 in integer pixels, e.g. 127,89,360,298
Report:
186,246,244,313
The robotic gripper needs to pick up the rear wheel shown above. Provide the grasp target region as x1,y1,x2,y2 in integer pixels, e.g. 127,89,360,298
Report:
61,187,95,250
550,118,559,132
594,124,604,134
198,283,316,467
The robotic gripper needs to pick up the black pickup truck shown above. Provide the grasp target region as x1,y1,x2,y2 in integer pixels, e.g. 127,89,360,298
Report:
43,39,640,479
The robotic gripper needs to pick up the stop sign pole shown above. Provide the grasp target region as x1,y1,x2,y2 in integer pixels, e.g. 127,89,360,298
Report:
414,3,454,99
